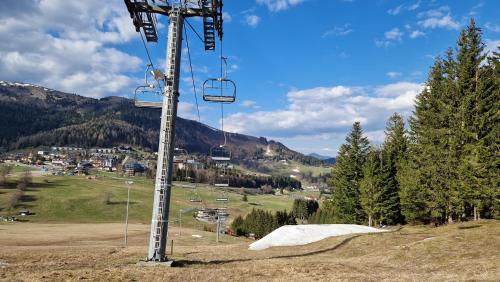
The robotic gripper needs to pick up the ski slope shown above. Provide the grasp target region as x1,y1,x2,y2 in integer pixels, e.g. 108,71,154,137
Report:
249,224,387,251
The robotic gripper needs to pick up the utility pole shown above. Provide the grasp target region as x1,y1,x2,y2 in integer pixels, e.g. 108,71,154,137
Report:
124,0,224,262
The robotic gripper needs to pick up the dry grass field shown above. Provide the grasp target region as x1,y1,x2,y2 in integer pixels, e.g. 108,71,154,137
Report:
0,220,499,281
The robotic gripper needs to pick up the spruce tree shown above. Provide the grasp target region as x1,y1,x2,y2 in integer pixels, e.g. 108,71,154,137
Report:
379,113,408,224
401,59,445,224
457,20,499,220
330,121,370,223
360,149,382,226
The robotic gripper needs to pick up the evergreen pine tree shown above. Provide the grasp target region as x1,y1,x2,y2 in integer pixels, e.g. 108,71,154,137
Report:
401,59,445,224
379,113,408,224
360,149,382,226
330,121,370,223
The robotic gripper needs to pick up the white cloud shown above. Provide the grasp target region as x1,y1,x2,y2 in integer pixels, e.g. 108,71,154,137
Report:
244,14,261,27
485,22,500,33
177,102,198,121
388,5,404,16
484,40,500,58
241,100,260,109
222,12,232,23
224,82,423,140
375,28,403,47
256,0,305,12
408,1,421,11
322,24,354,38
388,1,421,16
386,72,402,79
0,0,142,98
417,6,460,30
385,28,404,41
409,30,426,39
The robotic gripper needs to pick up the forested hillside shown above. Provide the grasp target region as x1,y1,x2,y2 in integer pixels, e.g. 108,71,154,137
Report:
0,82,320,165
311,19,499,225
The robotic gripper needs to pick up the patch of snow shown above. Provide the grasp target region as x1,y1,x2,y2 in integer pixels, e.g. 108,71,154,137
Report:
290,174,296,178
192,234,202,238
249,224,388,251
292,168,300,173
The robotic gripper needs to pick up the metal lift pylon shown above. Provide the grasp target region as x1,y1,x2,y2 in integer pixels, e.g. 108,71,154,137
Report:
147,8,183,262
124,0,225,263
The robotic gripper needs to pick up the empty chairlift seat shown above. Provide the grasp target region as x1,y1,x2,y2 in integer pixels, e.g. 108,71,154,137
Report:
211,146,231,161
203,78,236,103
214,173,229,187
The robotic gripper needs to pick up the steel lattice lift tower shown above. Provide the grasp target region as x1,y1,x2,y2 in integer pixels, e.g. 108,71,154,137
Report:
124,0,225,262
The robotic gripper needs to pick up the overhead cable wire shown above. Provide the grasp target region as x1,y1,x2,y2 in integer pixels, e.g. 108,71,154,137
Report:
184,26,202,123
185,19,205,44
219,37,227,147
138,27,163,93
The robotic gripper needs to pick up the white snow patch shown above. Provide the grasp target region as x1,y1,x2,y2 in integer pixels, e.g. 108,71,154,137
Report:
249,224,387,251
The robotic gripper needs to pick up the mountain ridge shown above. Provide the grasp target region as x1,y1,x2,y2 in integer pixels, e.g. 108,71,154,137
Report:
0,81,321,165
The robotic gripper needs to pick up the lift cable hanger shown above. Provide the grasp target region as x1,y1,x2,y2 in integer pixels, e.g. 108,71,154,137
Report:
124,0,236,262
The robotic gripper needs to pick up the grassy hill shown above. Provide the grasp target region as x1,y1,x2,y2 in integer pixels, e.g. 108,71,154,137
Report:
0,172,314,226
0,219,497,280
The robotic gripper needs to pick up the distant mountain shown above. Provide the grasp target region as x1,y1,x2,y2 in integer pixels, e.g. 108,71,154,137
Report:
0,81,321,165
322,157,336,165
308,153,332,161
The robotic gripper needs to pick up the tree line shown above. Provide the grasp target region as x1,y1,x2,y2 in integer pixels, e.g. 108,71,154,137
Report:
313,20,498,226
173,167,302,190
231,209,296,238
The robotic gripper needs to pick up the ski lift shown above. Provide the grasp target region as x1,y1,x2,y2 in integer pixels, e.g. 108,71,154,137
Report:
174,148,198,188
214,171,230,187
189,189,203,203
211,145,230,161
134,86,162,108
203,57,236,103
133,64,164,108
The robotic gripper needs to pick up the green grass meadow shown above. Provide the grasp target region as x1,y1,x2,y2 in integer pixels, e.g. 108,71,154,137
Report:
0,172,306,227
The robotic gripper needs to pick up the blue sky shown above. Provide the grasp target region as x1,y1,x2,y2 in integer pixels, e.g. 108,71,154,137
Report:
0,0,499,156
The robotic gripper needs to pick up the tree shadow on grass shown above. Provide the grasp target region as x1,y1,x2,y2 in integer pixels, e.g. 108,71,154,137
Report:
108,201,138,205
0,183,18,189
172,235,362,267
458,225,481,230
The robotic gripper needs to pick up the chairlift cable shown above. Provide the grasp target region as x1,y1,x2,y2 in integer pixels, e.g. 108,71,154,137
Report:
219,37,227,147
138,29,163,93
185,19,205,44
184,27,202,123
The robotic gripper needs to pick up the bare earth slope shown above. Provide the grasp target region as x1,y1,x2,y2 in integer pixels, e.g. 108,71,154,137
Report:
0,221,498,281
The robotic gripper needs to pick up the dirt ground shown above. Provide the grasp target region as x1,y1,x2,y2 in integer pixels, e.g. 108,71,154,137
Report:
0,221,499,281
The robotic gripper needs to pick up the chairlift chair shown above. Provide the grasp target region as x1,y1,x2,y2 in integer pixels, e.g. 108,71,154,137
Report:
214,173,229,187
134,86,163,108
189,191,203,203
202,56,236,103
133,64,164,108
210,145,230,161
202,78,236,103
